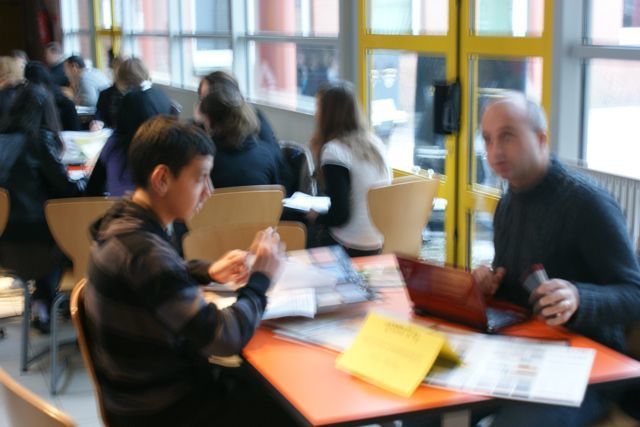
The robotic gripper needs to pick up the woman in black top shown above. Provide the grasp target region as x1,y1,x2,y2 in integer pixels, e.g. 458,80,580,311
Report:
198,79,279,189
0,83,86,332
197,71,291,191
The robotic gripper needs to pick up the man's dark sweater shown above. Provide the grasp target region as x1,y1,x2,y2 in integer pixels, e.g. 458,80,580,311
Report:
493,159,640,353
85,199,270,424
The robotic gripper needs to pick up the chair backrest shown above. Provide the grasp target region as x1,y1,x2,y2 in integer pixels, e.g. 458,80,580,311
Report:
187,186,285,232
70,279,110,426
280,140,317,196
367,177,439,257
183,221,306,262
0,367,75,427
45,198,115,283
0,188,8,237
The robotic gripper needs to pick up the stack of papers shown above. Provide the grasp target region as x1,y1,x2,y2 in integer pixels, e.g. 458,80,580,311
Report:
271,311,595,407
283,192,330,213
203,246,373,320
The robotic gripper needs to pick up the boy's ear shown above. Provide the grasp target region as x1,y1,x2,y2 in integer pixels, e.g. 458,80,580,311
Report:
149,164,172,196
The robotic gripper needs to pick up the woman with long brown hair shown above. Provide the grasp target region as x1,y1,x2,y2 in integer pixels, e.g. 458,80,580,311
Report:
307,80,390,256
198,78,279,188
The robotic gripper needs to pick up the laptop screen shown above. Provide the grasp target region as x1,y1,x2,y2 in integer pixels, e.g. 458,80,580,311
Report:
397,255,488,329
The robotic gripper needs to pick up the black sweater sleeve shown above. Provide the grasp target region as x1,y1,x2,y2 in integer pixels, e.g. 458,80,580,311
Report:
316,164,351,227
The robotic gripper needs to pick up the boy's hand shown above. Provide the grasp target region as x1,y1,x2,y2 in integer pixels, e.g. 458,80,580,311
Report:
529,279,580,326
471,265,505,297
250,228,284,280
208,250,249,284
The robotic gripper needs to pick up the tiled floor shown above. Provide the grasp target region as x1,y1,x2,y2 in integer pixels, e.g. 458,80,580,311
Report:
0,312,101,426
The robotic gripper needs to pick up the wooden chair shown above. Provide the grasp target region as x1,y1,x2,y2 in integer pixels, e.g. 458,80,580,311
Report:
0,188,8,236
0,189,9,340
70,279,109,427
19,197,114,394
367,176,439,257
0,367,75,427
183,221,307,262
187,185,285,232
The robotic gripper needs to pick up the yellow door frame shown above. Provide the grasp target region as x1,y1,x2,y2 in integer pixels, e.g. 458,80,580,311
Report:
358,0,555,268
92,0,121,70
456,0,554,268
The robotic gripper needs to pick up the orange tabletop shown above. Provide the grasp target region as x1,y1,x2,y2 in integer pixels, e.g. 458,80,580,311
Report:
243,255,640,426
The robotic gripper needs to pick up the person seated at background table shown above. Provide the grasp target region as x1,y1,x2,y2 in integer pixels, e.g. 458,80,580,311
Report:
44,42,70,88
0,56,24,122
305,80,391,257
198,77,280,189
85,116,294,426
92,55,126,130
0,83,86,333
472,92,640,426
24,61,81,131
62,55,110,107
9,49,28,72
86,58,174,196
197,71,293,193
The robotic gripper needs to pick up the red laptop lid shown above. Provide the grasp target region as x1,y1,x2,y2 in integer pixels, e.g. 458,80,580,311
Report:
397,255,488,329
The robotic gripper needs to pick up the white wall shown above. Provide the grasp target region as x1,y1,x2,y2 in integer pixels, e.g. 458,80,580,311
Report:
157,84,315,145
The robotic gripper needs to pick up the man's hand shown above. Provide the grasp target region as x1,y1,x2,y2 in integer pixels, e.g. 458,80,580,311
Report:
471,265,505,297
529,279,580,326
250,228,284,280
208,250,249,284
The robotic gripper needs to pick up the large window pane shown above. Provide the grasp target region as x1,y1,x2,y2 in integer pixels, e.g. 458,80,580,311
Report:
248,41,337,111
590,0,640,46
585,59,640,179
469,211,494,269
250,0,339,36
96,0,122,29
97,35,116,74
367,0,448,35
181,0,230,33
63,34,93,63
368,50,446,173
473,0,544,37
61,0,91,31
472,56,543,188
182,38,233,89
122,0,168,33
124,37,171,84
421,198,448,265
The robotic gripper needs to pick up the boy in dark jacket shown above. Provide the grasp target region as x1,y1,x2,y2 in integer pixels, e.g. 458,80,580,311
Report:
85,116,288,426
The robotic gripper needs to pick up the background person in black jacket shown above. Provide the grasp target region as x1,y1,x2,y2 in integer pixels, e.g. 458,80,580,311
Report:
198,78,279,189
0,56,24,123
24,61,81,131
197,71,292,192
0,83,86,333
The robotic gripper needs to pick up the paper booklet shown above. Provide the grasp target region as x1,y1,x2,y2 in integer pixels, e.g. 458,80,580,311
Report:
283,192,331,213
203,246,374,320
271,311,593,407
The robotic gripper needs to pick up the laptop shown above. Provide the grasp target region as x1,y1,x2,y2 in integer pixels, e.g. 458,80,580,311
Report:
396,255,528,333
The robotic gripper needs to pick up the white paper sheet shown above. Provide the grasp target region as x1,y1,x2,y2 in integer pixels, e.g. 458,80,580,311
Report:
283,192,331,213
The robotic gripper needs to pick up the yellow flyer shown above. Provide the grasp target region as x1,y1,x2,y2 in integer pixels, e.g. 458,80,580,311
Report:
336,312,459,397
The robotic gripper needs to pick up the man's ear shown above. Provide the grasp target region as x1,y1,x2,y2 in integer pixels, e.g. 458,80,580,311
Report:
537,131,548,151
149,165,172,196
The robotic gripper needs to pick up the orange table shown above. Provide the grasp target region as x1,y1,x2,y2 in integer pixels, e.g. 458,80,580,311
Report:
243,256,640,426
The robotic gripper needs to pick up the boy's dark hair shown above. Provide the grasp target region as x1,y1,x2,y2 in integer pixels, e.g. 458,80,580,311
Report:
129,116,216,188
64,55,86,69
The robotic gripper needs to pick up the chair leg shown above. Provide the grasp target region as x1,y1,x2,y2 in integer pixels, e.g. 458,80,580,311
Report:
20,279,30,372
50,292,71,395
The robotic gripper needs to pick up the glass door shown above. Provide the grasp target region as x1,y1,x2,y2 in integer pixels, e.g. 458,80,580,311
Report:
359,0,554,268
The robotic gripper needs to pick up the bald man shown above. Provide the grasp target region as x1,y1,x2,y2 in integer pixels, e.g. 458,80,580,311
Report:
472,93,640,426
